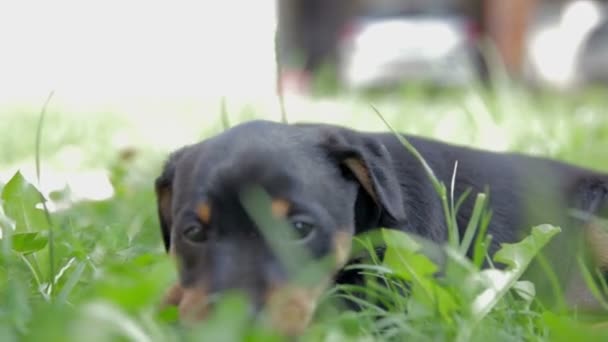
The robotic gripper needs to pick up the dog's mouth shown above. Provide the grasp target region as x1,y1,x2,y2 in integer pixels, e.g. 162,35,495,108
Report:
162,280,330,336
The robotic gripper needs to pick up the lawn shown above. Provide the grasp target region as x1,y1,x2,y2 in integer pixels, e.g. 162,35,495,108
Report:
1,83,608,341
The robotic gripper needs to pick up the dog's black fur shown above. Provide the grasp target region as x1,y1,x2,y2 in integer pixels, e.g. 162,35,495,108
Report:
156,120,608,322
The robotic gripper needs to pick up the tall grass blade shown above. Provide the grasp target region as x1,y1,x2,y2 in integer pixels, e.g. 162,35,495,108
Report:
34,90,57,298
220,96,230,130
460,193,487,255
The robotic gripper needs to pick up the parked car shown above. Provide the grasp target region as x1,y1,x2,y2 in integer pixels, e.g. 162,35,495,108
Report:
524,0,606,89
337,8,485,89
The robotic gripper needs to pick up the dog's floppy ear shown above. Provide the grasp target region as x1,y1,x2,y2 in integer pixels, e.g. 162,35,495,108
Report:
155,149,187,252
321,128,406,231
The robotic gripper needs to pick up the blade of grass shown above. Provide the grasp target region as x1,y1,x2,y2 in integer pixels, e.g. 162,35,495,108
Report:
372,105,458,250
35,90,57,299
371,105,439,187
35,91,54,187
83,302,152,342
239,186,309,272
57,259,87,303
449,161,460,247
454,188,472,220
19,254,43,295
595,267,608,297
460,193,487,255
274,27,288,124
220,96,230,130
535,252,567,312
239,186,332,287
577,256,608,310
336,282,402,311
375,315,426,340
473,211,493,268
332,294,388,315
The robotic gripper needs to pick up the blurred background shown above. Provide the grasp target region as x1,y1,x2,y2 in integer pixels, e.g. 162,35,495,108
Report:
0,0,607,204
277,0,608,91
1,2,608,340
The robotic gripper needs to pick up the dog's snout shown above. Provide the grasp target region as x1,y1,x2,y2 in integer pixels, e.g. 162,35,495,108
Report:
175,240,286,315
171,286,211,322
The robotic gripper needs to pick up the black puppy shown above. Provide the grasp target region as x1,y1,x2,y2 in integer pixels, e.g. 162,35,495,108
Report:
155,120,608,333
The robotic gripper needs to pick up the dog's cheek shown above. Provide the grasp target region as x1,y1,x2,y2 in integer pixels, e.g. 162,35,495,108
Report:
161,250,188,308
586,220,608,271
333,230,353,269
172,241,211,285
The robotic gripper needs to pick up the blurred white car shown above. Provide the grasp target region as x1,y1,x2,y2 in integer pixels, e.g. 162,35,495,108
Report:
524,0,606,89
579,17,608,85
337,10,484,89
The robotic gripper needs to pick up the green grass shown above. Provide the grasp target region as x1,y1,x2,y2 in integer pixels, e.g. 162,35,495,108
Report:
1,84,608,341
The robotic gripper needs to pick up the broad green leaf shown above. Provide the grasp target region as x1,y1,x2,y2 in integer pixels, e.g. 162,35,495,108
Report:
1,172,44,209
511,280,535,305
382,229,457,321
493,224,561,270
77,301,151,342
382,229,438,280
542,311,608,342
93,255,175,311
1,172,48,233
444,246,486,307
11,232,48,255
471,224,560,321
3,276,31,334
0,205,15,233
384,251,438,282
407,279,459,322
156,306,179,324
0,205,16,255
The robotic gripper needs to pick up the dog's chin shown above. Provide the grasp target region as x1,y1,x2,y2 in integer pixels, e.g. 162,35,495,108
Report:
263,281,330,336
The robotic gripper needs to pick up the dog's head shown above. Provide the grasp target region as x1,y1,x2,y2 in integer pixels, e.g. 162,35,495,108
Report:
155,120,405,334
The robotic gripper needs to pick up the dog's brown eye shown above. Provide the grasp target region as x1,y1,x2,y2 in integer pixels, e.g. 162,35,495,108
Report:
290,219,316,243
183,225,208,243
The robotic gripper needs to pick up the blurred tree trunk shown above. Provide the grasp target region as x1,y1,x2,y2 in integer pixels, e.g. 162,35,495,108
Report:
484,0,539,77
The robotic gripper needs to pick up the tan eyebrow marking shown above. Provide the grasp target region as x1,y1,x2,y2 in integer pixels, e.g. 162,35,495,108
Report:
196,202,211,224
271,199,291,218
